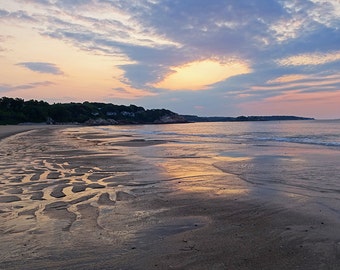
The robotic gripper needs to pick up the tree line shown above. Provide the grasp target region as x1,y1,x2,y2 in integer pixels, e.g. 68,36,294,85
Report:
0,97,184,125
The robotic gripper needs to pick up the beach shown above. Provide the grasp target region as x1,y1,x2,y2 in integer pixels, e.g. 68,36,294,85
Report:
0,123,339,269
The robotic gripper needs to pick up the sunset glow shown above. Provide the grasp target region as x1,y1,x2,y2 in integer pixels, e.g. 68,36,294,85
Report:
0,1,339,118
154,60,251,90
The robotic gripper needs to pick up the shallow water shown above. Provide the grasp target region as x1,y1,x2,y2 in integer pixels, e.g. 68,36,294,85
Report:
95,120,340,214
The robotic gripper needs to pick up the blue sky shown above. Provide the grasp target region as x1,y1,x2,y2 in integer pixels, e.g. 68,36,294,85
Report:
1,0,340,118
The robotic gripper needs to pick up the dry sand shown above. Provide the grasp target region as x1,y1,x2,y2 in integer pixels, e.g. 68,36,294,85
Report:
0,126,339,269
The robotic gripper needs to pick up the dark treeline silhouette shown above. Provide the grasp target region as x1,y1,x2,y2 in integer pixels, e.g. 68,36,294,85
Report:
0,97,314,125
0,97,186,125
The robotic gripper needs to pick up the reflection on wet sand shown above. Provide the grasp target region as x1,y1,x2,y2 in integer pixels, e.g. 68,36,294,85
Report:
1,126,339,269
158,155,250,196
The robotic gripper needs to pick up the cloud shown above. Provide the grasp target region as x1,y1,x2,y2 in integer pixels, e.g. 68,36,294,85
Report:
131,0,285,57
267,74,310,84
153,59,252,91
276,51,340,66
13,1,281,88
16,62,64,75
269,17,306,43
308,0,340,28
238,90,340,119
269,0,340,44
8,0,336,92
265,90,340,103
1,0,340,118
221,70,340,116
0,81,55,92
237,72,340,111
0,34,13,44
0,9,37,23
110,86,157,100
40,2,181,50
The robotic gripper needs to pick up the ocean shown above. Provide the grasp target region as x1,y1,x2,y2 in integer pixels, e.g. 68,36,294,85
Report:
95,119,340,217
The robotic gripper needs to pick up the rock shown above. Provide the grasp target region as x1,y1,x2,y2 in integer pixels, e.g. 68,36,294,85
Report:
84,118,118,126
154,114,188,124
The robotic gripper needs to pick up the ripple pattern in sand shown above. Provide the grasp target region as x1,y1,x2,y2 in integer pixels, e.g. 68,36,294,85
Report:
0,128,165,261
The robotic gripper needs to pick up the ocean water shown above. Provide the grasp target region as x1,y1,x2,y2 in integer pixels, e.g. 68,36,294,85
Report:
95,120,340,214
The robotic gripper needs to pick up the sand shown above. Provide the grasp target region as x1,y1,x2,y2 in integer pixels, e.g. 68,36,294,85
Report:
0,126,339,270
0,125,44,140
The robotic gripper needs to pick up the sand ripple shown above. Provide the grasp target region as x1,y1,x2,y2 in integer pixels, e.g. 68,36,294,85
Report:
0,127,166,266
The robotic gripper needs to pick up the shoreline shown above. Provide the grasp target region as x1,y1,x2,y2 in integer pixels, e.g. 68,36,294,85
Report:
0,124,77,141
0,125,46,140
0,125,58,141
0,126,339,269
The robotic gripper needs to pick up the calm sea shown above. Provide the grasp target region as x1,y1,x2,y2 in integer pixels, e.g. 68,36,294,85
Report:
96,120,340,216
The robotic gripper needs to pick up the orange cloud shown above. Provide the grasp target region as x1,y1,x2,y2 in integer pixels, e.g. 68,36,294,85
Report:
153,59,251,91
251,73,340,91
265,90,340,102
238,90,340,119
276,51,340,66
237,93,254,98
267,74,309,84
109,86,156,99
0,23,155,101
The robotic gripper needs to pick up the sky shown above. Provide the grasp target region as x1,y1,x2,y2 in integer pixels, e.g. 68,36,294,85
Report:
0,0,340,119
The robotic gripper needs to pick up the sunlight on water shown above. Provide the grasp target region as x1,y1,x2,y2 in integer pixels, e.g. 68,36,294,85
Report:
96,120,340,203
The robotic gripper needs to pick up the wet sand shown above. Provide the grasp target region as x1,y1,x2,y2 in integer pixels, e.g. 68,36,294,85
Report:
0,126,339,269
0,125,50,140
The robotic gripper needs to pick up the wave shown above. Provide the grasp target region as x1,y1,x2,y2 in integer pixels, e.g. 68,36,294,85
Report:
136,130,229,139
257,136,340,147
97,124,340,148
